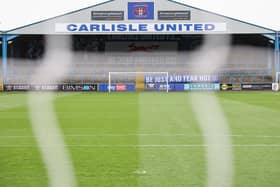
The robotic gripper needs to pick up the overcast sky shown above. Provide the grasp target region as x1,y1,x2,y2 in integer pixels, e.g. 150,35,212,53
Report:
0,0,278,31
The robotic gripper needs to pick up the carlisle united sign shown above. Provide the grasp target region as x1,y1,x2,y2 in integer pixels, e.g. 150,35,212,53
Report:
55,23,227,33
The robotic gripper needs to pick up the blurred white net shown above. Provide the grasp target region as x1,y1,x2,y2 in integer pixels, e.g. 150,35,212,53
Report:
28,36,77,187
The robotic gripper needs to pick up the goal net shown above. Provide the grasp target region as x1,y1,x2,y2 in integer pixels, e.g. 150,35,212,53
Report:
108,72,169,92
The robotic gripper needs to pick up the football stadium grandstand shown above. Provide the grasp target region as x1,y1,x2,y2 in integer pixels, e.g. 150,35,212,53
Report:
0,0,279,91
1,34,275,85
1,0,280,187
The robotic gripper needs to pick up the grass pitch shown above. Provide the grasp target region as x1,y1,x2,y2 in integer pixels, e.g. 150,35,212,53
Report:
0,92,280,187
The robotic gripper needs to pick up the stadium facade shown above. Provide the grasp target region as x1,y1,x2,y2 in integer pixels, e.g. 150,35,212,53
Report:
0,0,280,92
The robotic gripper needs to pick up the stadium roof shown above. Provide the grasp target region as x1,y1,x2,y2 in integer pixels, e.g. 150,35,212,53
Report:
0,0,278,33
177,0,280,32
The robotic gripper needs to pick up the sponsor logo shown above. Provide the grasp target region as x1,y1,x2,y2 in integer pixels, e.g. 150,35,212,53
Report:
91,11,124,21
232,84,242,91
61,84,97,91
128,2,154,20
128,43,159,52
184,83,220,91
4,84,30,91
30,85,60,91
108,85,116,91
220,84,241,91
158,11,191,20
13,85,31,91
40,85,59,91
146,83,156,89
116,84,127,91
3,84,96,91
5,85,13,91
98,84,135,92
83,85,90,91
221,84,229,90
62,85,75,91
242,84,272,90
242,84,252,89
135,5,147,17
145,74,220,83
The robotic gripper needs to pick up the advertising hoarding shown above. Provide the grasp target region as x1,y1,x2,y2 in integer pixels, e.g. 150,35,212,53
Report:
145,74,220,84
98,84,135,92
3,84,97,92
241,84,272,91
184,83,220,91
220,84,242,91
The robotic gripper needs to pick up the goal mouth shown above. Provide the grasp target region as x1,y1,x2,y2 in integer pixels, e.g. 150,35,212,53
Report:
108,72,169,93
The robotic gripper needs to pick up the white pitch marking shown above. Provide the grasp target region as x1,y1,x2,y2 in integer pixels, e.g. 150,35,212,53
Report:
133,170,147,175
1,144,280,147
1,134,280,138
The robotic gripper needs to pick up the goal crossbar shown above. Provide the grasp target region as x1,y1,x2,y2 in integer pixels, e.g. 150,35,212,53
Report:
108,72,169,93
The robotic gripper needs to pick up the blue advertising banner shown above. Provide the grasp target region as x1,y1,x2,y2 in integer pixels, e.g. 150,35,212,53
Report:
174,84,185,91
128,2,154,20
98,84,135,92
99,83,187,92
126,84,136,91
184,83,220,91
98,84,111,92
145,74,220,83
145,83,184,91
156,84,175,91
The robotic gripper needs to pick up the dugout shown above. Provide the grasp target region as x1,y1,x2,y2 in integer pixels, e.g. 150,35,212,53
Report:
1,0,279,89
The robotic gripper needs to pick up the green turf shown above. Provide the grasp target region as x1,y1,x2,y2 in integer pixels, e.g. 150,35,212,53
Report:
0,92,280,187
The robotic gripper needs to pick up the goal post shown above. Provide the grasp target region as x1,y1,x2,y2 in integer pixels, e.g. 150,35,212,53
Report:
276,72,280,83
108,72,169,93
273,72,280,91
